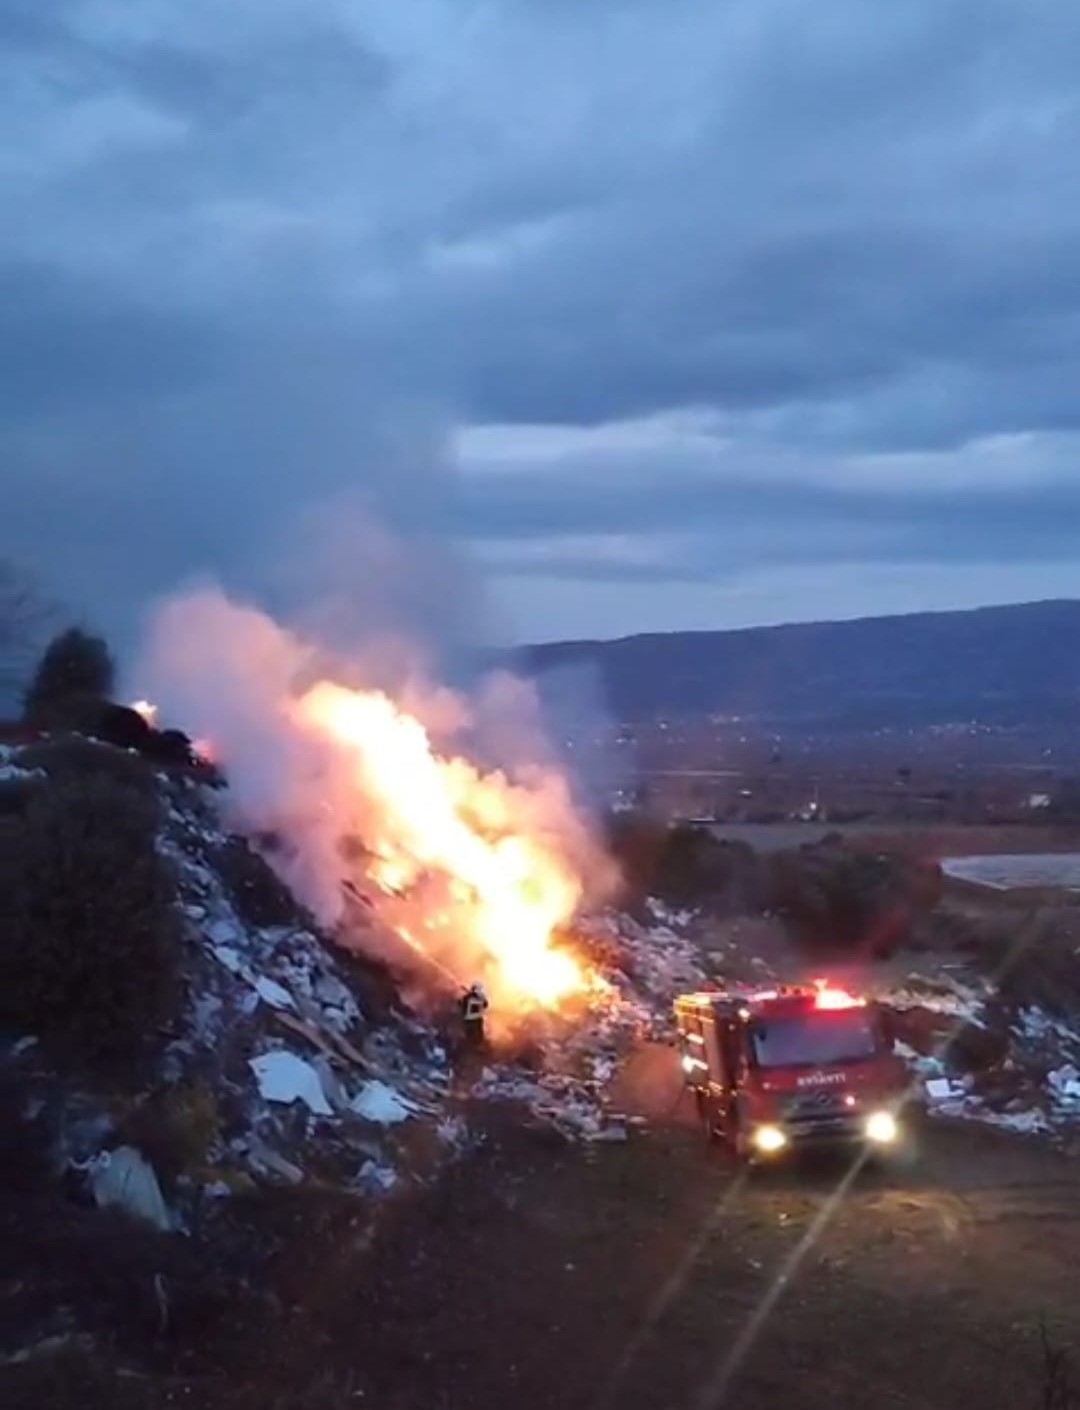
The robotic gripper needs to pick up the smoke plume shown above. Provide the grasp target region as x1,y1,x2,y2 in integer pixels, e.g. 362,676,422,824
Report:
137,581,617,1015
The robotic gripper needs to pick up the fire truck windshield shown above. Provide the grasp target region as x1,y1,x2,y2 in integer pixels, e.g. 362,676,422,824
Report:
750,1008,880,1069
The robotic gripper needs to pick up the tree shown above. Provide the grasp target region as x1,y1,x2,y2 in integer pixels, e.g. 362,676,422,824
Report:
0,560,54,702
23,626,116,727
1,766,182,1062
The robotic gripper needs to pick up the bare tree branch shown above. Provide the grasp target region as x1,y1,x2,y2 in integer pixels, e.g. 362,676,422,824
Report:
0,561,56,703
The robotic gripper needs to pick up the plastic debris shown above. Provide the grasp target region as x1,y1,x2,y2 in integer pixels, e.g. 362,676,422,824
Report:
925,1077,963,1102
255,976,295,1011
245,1137,304,1185
1049,1065,1080,1104
356,1159,398,1193
250,1051,333,1117
351,1080,415,1125
88,1147,173,1232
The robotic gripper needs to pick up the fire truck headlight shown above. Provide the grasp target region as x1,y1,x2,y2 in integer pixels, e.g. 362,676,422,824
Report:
752,1124,788,1155
865,1111,899,1145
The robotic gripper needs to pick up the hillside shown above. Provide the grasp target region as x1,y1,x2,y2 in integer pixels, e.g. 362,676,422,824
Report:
516,599,1080,730
6,731,1080,1407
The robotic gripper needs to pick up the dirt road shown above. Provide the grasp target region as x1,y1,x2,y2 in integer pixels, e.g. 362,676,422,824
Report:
6,1058,1079,1410
320,1056,1080,1410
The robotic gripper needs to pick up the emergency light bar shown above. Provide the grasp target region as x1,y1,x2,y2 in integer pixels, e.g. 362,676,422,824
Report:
811,979,866,1011
679,981,869,1013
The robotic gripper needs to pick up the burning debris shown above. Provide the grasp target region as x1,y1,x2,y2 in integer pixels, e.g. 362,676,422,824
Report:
4,573,663,1250
136,586,616,1031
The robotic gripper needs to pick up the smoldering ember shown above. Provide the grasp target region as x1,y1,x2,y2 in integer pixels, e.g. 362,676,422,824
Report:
4,581,1080,1410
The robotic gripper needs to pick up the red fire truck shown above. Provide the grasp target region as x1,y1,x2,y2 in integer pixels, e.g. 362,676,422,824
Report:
674,982,911,1162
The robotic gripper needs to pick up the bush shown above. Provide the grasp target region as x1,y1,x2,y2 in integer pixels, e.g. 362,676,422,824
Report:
0,770,183,1064
18,734,157,796
94,702,153,751
607,815,765,911
768,840,943,957
116,1080,221,1188
23,627,115,727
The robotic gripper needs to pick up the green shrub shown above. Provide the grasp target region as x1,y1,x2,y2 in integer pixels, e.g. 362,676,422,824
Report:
0,770,182,1064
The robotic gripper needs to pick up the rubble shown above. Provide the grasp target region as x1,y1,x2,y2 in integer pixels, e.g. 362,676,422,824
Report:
883,966,1080,1141
250,1051,334,1117
351,1081,417,1125
87,1146,174,1232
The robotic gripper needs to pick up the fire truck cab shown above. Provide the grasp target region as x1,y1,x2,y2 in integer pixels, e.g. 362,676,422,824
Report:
674,982,909,1162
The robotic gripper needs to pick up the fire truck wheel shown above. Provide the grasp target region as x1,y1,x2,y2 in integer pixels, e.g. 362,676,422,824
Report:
696,1092,724,1144
732,1125,753,1166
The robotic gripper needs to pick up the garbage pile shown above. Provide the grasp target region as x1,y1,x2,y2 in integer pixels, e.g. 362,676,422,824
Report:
468,899,713,1143
3,763,469,1233
3,732,722,1237
882,968,1080,1140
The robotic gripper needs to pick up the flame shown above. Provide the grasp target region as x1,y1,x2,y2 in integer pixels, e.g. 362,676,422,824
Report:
131,699,158,726
133,585,613,1027
292,680,591,1012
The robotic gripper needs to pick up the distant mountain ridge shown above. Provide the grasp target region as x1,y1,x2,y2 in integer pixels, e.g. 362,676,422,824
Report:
513,599,1080,731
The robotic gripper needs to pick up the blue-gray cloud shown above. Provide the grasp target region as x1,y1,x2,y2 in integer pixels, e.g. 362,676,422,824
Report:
2,0,1079,644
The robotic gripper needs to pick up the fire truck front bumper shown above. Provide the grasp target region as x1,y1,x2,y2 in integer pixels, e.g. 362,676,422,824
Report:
750,1107,902,1157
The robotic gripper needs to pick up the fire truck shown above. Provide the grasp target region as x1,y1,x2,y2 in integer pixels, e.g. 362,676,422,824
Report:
674,982,910,1162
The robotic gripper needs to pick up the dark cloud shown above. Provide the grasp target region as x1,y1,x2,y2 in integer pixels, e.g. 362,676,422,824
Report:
0,261,214,415
459,471,1080,567
1,0,1079,643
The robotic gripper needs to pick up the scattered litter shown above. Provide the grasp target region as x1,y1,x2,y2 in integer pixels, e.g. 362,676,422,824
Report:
588,1124,628,1143
255,976,296,1011
351,1080,415,1125
1049,1065,1080,1104
437,1115,469,1149
925,1078,962,1102
1,1333,96,1368
250,1051,333,1117
245,1138,304,1185
313,1056,350,1113
356,1159,398,1194
89,1147,173,1232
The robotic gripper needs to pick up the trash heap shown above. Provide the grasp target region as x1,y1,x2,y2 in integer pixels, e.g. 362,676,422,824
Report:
159,781,476,1200
4,760,469,1231
468,900,712,1143
4,734,722,1235
882,969,1080,1139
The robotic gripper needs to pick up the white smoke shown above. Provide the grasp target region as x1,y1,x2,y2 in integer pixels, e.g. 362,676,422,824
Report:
136,581,616,1000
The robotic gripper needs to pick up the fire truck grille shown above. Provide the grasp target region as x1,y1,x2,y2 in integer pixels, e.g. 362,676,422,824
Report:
782,1091,857,1132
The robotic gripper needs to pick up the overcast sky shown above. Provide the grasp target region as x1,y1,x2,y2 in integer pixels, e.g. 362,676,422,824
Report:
3,0,1080,647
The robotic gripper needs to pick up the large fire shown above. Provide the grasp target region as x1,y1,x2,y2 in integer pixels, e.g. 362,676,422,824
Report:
290,680,593,1012
132,580,611,1027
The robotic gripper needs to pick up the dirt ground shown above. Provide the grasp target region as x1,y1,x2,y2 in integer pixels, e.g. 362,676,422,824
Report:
6,1046,1079,1410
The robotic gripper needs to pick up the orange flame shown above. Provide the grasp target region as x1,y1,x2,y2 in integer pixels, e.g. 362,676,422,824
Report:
292,680,591,1012
131,699,158,726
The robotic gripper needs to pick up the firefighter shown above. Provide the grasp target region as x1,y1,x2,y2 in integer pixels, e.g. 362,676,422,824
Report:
460,982,489,1050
